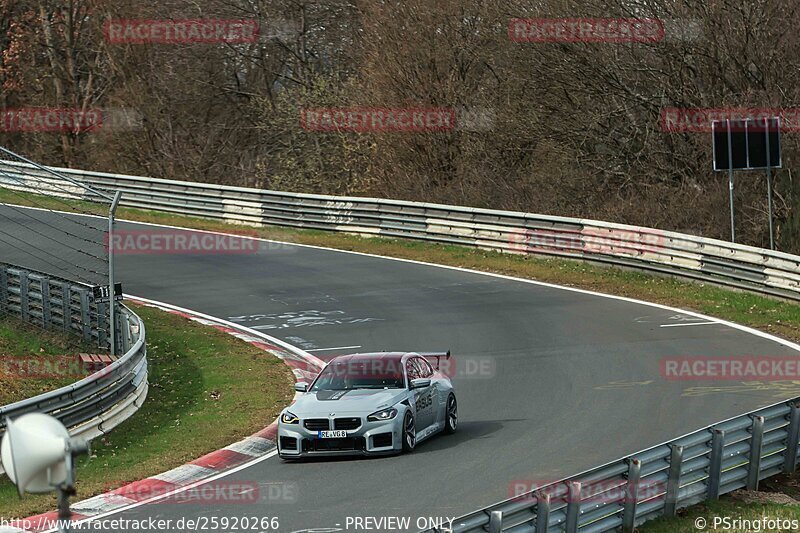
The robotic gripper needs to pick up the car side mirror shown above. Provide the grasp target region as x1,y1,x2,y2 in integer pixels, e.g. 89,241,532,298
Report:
410,378,431,389
294,382,308,392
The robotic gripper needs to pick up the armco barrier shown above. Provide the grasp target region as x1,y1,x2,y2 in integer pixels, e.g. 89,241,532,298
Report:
2,160,800,531
0,264,111,346
433,398,800,532
0,263,147,474
1,159,800,301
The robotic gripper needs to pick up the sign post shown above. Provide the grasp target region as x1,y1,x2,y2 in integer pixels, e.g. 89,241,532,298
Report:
712,117,781,247
726,120,735,242
108,191,122,355
765,123,775,249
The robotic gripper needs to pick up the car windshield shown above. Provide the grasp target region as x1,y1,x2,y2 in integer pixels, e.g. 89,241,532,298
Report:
311,359,405,391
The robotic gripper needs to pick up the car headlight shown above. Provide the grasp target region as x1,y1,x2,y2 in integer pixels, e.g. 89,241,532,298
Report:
281,411,299,424
367,407,398,422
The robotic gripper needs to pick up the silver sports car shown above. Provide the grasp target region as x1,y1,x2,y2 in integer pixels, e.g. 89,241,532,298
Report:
277,351,457,458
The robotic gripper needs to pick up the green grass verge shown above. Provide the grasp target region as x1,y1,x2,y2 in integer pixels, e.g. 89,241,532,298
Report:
644,475,800,531
4,186,800,526
0,315,96,406
0,303,295,519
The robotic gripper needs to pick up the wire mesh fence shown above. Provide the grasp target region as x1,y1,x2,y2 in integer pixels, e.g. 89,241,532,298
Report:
0,146,116,348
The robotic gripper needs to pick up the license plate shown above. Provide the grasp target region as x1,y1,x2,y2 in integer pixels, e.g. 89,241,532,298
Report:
318,430,347,438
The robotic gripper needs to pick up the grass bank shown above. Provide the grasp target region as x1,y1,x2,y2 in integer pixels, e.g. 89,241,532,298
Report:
0,315,95,406
644,476,800,531
0,302,295,519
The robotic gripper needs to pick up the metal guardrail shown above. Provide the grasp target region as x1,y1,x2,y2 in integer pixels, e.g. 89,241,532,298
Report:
437,398,800,533
2,159,800,301
2,160,800,530
0,264,111,347
0,263,148,474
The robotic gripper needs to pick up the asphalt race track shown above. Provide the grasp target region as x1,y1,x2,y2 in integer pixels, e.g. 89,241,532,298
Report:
3,205,800,532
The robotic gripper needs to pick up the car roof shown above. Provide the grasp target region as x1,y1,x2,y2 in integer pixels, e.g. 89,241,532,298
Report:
327,352,411,363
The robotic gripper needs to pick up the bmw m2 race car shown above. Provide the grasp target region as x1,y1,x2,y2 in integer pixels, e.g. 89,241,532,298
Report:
277,351,457,458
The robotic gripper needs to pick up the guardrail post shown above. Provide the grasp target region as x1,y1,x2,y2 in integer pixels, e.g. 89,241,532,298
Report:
97,302,108,347
621,459,641,533
0,266,7,315
61,284,70,331
121,311,131,354
78,288,91,341
55,282,65,329
19,270,29,321
487,511,503,533
663,445,683,517
784,401,800,474
41,277,51,328
747,415,765,490
565,481,581,533
707,428,725,500
535,491,550,533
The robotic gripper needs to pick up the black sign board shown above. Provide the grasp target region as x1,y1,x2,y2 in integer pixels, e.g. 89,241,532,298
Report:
713,118,781,171
92,283,123,303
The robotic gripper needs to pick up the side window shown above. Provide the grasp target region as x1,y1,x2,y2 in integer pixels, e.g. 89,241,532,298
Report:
416,357,434,378
406,359,420,382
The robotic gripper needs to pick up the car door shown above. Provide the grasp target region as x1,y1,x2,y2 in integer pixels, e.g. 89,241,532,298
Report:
408,357,434,430
416,357,443,428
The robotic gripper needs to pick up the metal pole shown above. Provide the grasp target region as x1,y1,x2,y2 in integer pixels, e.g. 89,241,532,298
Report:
664,445,684,517
765,119,775,250
785,401,800,474
727,119,735,242
747,416,765,490
108,191,122,356
707,429,725,500
621,459,641,532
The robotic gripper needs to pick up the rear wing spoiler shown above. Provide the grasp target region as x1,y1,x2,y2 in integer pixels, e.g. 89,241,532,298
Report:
419,351,451,370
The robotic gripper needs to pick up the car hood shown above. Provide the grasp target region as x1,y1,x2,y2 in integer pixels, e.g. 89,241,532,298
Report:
289,388,408,416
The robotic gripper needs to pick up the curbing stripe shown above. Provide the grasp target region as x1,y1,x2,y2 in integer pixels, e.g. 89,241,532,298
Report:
15,298,323,532
71,492,137,514
150,464,216,486
190,449,252,470
223,436,275,457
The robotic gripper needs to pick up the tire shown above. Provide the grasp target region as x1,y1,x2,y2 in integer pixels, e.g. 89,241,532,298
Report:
444,393,458,434
402,410,416,452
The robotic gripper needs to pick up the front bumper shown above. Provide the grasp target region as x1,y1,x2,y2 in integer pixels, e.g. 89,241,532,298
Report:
277,414,403,458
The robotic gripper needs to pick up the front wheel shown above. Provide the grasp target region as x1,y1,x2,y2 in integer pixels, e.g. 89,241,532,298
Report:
402,411,416,452
444,393,458,434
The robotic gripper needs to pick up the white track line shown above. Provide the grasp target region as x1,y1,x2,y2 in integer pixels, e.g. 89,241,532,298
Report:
307,345,362,352
659,322,715,328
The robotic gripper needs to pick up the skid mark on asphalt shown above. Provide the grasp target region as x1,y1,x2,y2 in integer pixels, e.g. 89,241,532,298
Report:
227,310,385,330
268,292,340,306
594,380,655,390
681,381,800,398
285,335,318,350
